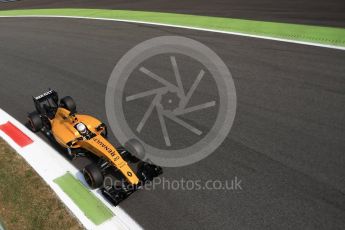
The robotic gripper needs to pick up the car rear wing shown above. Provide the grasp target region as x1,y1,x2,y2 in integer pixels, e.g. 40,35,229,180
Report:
33,89,59,116
33,89,58,102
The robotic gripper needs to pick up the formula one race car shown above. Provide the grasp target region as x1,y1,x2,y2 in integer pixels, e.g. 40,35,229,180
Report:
27,89,162,205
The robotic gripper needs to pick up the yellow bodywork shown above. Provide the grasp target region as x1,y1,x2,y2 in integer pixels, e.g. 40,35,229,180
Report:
50,108,139,185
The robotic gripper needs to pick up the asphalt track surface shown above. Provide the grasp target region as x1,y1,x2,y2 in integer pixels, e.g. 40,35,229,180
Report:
0,18,345,230
1,0,345,27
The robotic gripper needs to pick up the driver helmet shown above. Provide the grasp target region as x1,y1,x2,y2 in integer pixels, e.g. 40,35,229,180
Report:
76,123,87,134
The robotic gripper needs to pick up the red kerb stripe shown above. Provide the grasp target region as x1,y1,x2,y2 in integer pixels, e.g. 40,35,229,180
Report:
0,121,33,147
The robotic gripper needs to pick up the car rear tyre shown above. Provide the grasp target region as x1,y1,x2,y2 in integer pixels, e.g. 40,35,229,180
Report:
60,96,76,113
83,164,104,189
28,112,42,132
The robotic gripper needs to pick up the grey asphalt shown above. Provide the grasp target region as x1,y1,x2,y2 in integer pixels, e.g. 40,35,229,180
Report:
1,0,345,27
0,18,345,230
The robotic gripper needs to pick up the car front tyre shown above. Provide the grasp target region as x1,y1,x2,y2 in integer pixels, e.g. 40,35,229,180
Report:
83,163,104,189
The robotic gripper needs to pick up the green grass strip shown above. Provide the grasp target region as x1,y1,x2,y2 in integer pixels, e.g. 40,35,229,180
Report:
54,172,113,225
0,9,344,47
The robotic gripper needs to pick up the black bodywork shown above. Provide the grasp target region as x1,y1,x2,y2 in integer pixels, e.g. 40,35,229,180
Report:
33,89,59,119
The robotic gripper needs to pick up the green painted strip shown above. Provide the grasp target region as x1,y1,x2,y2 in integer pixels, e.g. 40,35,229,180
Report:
0,9,345,47
54,172,113,225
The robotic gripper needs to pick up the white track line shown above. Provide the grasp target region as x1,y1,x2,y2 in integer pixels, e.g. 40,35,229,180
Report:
0,15,344,51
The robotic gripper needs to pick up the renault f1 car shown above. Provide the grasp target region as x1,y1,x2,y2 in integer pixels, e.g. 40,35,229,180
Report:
27,89,162,205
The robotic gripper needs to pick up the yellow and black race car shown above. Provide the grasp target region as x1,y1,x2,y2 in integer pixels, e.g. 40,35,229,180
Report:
27,89,162,205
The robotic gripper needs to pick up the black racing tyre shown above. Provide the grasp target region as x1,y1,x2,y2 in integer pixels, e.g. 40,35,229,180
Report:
27,112,42,132
124,139,145,160
60,96,76,113
83,164,104,189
